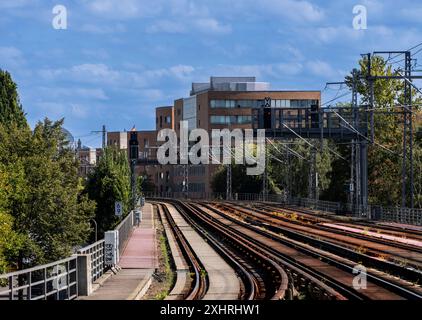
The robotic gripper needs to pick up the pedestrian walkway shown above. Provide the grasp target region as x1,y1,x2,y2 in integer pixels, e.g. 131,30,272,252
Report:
79,203,157,300
119,204,157,269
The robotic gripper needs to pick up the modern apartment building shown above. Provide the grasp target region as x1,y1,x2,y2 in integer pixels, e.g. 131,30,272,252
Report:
106,76,321,197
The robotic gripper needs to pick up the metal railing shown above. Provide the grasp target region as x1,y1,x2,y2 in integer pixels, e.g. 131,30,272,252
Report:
288,197,341,214
115,211,135,256
77,240,105,282
0,208,137,300
144,192,286,202
372,206,422,226
0,256,78,300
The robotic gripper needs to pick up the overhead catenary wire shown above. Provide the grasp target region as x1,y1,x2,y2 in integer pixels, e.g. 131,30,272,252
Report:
266,138,309,162
332,111,398,156
280,121,347,161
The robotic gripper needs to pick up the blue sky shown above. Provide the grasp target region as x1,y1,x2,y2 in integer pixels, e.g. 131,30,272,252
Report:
1,0,421,147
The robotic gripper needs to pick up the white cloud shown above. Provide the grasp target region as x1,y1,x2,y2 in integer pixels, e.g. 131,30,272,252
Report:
70,104,89,119
259,0,324,22
306,60,340,78
400,6,422,21
36,102,89,119
79,23,126,34
38,63,196,89
83,0,162,19
0,46,25,68
39,64,120,84
313,26,363,43
37,87,109,100
139,89,165,101
146,18,231,35
0,0,33,9
81,49,110,60
194,18,232,35
212,62,303,78
146,20,187,34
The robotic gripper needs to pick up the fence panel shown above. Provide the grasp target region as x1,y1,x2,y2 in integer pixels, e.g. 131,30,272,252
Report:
0,256,78,301
115,211,135,255
77,240,105,283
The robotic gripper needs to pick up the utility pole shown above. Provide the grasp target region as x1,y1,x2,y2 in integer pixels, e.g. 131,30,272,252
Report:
308,148,314,199
102,125,106,149
262,138,268,201
226,163,232,200
285,142,291,203
226,120,233,201
405,51,414,208
352,68,360,215
91,125,107,150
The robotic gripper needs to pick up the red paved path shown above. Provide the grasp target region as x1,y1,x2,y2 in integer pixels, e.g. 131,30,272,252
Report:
119,203,157,269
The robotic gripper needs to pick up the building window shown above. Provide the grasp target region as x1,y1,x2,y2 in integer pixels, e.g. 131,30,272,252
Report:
210,100,235,108
237,115,252,124
211,99,266,109
177,109,181,116
210,115,252,125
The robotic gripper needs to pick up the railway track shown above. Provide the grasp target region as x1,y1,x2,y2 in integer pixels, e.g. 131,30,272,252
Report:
263,202,422,240
154,203,207,300
159,201,291,300
193,201,422,300
225,202,422,276
175,201,349,300
152,200,422,300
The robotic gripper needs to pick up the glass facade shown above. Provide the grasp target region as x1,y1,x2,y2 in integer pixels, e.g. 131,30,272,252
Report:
210,100,263,108
183,96,197,130
210,99,318,109
210,115,252,125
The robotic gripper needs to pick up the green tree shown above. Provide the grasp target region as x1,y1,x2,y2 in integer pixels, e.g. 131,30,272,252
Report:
0,167,26,273
85,147,131,237
0,70,27,129
0,119,96,268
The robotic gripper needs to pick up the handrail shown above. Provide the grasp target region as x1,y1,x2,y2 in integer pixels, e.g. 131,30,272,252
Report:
77,239,105,254
0,256,78,300
0,256,77,279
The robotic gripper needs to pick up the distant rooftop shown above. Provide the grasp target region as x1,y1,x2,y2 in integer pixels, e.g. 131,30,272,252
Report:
190,76,270,96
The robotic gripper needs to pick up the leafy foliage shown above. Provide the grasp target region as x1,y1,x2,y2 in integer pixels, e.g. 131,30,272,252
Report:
85,147,131,237
0,70,27,129
0,72,95,271
0,120,96,269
